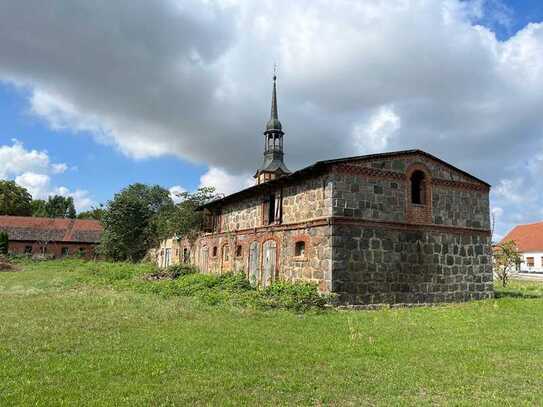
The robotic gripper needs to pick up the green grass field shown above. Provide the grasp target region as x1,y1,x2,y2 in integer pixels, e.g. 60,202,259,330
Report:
1,260,542,406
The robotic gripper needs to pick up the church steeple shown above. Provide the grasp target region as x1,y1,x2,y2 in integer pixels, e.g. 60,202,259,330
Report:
255,73,290,184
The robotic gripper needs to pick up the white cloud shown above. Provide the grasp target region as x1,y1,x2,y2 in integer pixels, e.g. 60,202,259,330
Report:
55,186,95,212
14,172,51,199
199,167,253,195
1,1,543,235
13,172,94,211
169,185,187,203
51,163,68,174
352,106,401,154
0,140,94,211
0,139,66,178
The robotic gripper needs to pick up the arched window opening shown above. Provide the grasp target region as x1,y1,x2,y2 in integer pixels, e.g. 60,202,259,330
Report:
236,245,242,257
411,170,426,205
295,241,306,257
212,246,218,257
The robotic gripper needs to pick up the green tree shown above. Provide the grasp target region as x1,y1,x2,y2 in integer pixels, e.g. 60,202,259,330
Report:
0,180,32,216
77,205,105,221
0,231,8,255
31,199,48,217
159,187,220,243
41,195,76,218
100,184,174,262
493,240,522,287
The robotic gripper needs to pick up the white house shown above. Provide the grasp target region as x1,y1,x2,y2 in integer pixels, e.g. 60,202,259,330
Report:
500,221,543,273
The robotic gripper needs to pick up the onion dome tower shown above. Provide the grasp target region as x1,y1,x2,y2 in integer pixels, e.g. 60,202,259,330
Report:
255,73,291,184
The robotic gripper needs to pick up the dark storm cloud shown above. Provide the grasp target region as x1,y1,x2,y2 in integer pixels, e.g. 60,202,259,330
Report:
1,0,543,236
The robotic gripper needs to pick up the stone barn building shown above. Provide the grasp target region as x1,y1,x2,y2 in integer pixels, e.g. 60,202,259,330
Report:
171,76,493,305
0,216,102,259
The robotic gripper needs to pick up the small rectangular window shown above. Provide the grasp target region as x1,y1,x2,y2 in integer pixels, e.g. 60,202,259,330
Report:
295,241,305,257
236,245,242,257
61,247,69,257
212,246,218,257
24,245,32,254
527,257,534,267
223,246,229,261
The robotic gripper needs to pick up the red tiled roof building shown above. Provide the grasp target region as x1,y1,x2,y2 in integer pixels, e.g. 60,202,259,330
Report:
0,216,102,259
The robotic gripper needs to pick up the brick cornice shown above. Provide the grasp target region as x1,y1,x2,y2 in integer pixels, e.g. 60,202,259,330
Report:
200,215,491,238
332,163,489,192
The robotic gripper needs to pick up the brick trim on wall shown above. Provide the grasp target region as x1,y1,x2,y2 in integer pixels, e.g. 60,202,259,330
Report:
199,215,490,239
332,163,489,191
405,162,432,224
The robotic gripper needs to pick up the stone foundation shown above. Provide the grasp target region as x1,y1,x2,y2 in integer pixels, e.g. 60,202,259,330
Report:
331,223,493,305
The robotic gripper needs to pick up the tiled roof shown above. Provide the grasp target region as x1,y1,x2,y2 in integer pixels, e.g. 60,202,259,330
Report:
500,221,543,252
0,216,102,243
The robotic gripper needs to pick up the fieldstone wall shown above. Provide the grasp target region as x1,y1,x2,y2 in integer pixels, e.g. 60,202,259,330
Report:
219,174,331,233
282,176,332,223
331,224,493,304
432,186,490,229
193,224,333,290
331,172,406,222
331,156,490,229
220,195,263,232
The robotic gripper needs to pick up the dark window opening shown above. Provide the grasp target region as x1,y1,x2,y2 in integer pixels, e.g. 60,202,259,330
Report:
61,247,69,257
410,170,426,205
236,245,242,257
212,246,218,257
295,241,306,257
24,245,32,254
79,247,86,256
183,248,189,263
268,194,276,224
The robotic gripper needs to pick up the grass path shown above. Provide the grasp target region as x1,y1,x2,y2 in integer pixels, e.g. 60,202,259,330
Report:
1,263,543,405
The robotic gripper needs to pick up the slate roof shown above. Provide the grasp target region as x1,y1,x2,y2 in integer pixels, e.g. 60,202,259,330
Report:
500,221,543,252
0,216,102,243
200,149,490,210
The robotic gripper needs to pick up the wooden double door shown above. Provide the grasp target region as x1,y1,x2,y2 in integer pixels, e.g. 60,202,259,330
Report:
248,240,277,287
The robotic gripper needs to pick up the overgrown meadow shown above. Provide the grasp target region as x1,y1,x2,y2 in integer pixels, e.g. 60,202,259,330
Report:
1,259,542,405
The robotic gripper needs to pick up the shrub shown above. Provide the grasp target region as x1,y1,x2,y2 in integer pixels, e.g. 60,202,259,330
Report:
260,281,333,312
143,263,197,281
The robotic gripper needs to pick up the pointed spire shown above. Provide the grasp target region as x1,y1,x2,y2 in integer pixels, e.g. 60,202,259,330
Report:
266,66,282,132
271,66,278,120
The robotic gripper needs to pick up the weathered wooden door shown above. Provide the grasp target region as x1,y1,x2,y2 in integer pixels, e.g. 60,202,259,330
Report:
262,240,277,287
248,241,259,286
201,246,209,273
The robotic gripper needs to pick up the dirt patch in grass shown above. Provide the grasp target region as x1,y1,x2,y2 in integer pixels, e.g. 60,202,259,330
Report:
0,257,21,272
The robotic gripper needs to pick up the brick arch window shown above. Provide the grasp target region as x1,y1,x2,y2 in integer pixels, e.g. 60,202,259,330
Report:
406,163,432,224
410,170,426,205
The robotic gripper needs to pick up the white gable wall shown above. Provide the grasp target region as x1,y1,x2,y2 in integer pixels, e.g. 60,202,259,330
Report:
520,251,543,272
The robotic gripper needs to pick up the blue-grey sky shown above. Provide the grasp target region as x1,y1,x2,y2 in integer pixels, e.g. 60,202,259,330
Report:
0,0,542,239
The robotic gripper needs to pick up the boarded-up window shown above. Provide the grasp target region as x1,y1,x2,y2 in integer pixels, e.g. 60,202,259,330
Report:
264,189,282,225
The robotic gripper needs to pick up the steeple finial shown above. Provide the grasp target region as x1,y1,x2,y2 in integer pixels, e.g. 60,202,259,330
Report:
266,65,282,131
271,65,278,120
